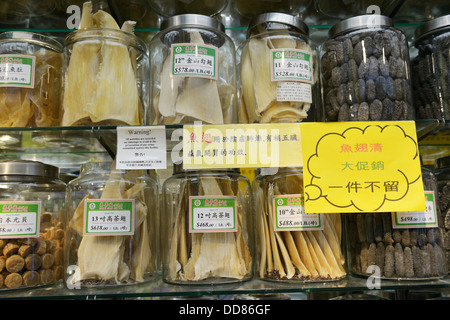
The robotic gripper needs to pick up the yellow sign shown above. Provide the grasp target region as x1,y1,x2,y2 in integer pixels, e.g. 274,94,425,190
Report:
182,123,302,169
300,121,425,213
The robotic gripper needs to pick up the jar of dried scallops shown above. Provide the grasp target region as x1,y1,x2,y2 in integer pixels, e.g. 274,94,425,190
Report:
161,164,253,284
64,161,159,288
238,13,321,123
149,14,237,125
344,166,448,280
252,167,346,282
0,31,63,127
0,160,66,290
61,2,149,126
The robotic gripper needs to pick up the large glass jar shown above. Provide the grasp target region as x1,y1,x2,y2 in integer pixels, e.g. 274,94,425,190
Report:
61,4,149,126
149,14,237,125
344,167,448,280
0,31,63,127
321,14,415,121
412,15,450,120
64,161,159,288
238,13,321,123
161,165,253,284
252,167,346,282
433,155,450,273
148,0,229,17
0,160,66,290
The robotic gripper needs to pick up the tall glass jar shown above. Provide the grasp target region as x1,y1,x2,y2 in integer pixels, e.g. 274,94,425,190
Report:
62,6,149,126
0,160,66,290
433,155,450,273
149,14,237,125
64,161,159,288
252,167,346,282
344,167,448,280
321,14,415,122
0,31,63,127
412,15,450,120
161,165,253,284
238,13,321,123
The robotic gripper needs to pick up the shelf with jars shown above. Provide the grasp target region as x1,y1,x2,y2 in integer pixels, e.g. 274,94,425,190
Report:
0,0,449,300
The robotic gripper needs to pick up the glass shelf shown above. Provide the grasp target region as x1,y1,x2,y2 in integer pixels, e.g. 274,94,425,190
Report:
0,275,448,300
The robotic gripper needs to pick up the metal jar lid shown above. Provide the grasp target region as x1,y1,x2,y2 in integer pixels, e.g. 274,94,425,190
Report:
247,12,309,37
160,14,225,33
0,160,60,179
0,31,63,52
415,14,450,43
329,14,393,38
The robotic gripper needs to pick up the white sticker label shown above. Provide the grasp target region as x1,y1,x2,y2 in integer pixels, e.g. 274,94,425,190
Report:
277,82,312,103
116,126,167,170
189,196,237,233
0,201,41,238
271,49,313,83
83,199,135,236
273,195,323,231
171,43,218,80
392,191,438,229
0,54,35,88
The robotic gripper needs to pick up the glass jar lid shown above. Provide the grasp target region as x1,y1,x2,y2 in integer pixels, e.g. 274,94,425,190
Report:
0,160,59,179
160,14,225,33
0,31,63,52
415,14,450,43
247,12,309,37
328,14,393,37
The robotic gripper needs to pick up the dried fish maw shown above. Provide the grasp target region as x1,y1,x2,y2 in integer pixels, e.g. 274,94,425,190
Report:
175,77,223,124
79,1,94,29
0,88,33,127
86,12,140,125
248,38,277,114
239,44,258,123
62,1,98,126
62,37,100,126
260,102,308,123
69,194,91,235
77,235,127,282
158,54,183,118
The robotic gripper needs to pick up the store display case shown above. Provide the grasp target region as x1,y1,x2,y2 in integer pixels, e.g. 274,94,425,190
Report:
0,0,449,300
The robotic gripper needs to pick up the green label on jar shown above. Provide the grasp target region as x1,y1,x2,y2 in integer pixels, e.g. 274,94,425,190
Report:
171,43,218,80
0,54,35,88
83,199,135,236
271,49,313,83
273,194,323,231
189,196,237,233
392,191,438,228
0,201,41,238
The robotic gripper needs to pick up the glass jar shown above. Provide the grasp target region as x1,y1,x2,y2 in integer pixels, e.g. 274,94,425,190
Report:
233,0,307,19
433,155,450,273
252,167,346,282
412,15,450,120
161,165,253,284
62,6,149,126
149,14,237,125
64,161,159,288
0,160,66,290
344,167,448,280
238,13,321,123
0,31,63,127
321,14,415,121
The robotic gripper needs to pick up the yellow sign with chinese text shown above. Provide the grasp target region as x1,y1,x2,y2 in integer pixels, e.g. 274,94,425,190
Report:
300,121,426,213
182,123,303,169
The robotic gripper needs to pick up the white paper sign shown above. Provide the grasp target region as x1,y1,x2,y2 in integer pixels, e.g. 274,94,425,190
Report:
116,126,167,169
